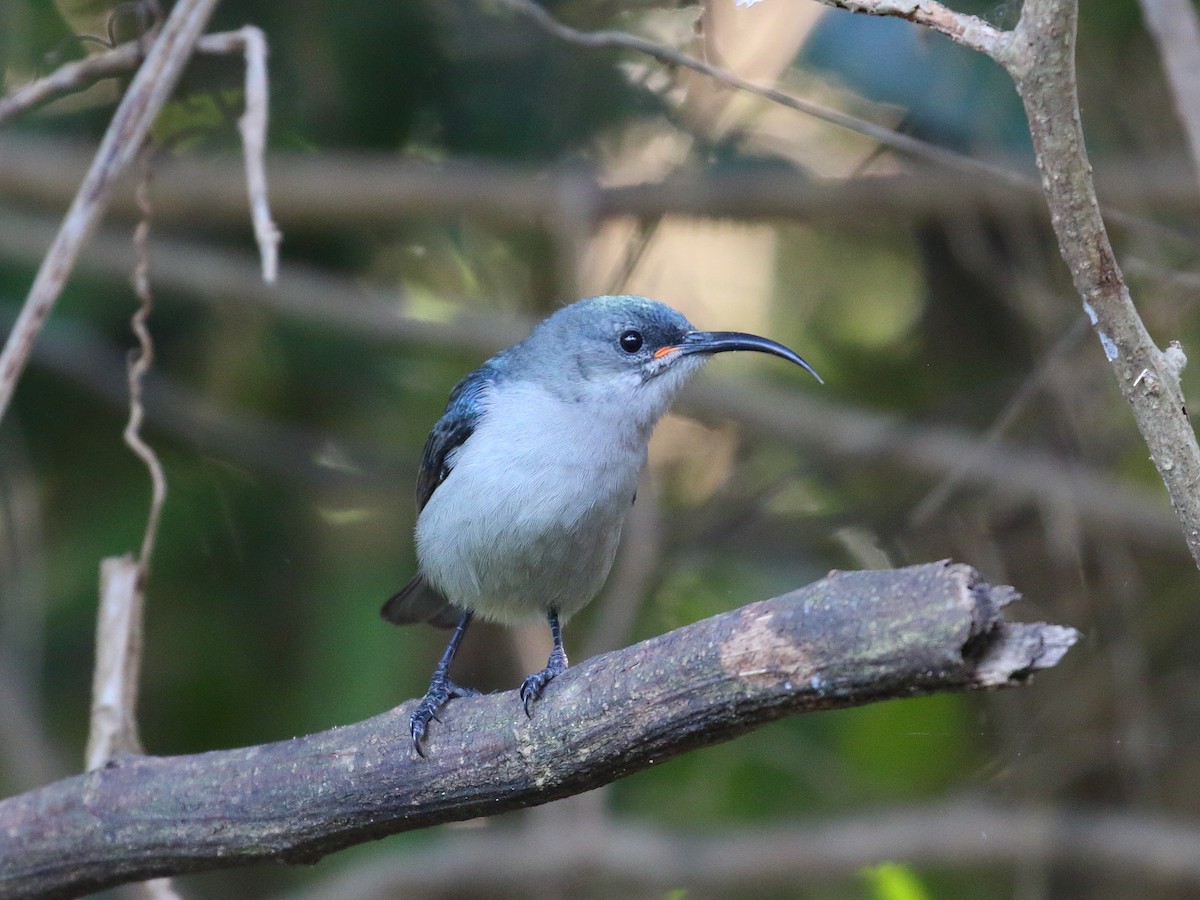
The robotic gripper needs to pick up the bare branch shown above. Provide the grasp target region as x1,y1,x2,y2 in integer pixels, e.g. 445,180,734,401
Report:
125,157,167,573
0,42,144,127
86,557,146,768
236,27,279,283
0,562,1076,899
0,30,271,129
0,28,280,280
188,26,280,282
810,0,1009,56
0,0,222,427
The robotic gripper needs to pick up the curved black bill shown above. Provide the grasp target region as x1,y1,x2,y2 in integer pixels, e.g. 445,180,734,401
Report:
672,331,824,384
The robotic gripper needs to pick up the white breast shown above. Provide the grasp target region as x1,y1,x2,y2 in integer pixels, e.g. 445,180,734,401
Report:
415,380,648,624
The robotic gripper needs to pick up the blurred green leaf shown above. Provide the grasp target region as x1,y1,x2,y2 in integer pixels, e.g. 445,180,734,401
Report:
860,862,931,900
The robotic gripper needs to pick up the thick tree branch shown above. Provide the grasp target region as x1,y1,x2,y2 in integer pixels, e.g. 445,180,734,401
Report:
0,562,1076,900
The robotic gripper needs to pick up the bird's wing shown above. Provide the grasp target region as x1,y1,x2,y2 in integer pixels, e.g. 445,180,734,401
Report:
415,365,495,511
381,572,462,627
383,365,496,629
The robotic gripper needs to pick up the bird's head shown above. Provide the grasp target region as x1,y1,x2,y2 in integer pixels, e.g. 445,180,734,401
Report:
508,295,821,424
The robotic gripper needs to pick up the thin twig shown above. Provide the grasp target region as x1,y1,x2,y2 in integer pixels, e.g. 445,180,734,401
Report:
237,26,279,283
0,42,144,126
0,30,265,128
91,161,191,900
810,0,1009,55
125,155,168,571
191,27,280,282
0,0,222,428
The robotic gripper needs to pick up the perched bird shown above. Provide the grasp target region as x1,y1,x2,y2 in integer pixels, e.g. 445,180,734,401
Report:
383,295,821,755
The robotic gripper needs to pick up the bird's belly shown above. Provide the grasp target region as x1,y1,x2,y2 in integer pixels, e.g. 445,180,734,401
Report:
415,440,637,625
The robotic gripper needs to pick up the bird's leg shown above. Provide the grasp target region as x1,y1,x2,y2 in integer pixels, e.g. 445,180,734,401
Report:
520,609,568,717
411,610,479,756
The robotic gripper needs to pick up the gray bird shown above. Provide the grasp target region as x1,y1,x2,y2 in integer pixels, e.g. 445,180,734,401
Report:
383,295,821,755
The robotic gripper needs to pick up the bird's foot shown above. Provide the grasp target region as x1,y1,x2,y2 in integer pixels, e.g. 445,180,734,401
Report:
410,674,480,757
519,647,568,717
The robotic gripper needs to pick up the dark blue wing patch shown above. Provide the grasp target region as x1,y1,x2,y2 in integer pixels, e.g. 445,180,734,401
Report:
415,363,496,511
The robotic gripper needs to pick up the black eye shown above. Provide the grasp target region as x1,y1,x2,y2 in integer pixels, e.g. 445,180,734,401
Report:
619,330,643,353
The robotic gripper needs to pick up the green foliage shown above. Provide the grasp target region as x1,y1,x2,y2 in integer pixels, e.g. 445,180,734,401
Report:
152,89,245,152
860,863,931,900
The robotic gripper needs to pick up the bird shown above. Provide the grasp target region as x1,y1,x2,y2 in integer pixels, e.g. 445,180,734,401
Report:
382,295,821,755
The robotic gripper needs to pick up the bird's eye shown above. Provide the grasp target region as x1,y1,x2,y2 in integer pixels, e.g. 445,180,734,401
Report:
619,330,644,353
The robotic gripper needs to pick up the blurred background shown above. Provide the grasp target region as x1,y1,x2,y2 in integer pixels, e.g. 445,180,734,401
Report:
2,0,1199,896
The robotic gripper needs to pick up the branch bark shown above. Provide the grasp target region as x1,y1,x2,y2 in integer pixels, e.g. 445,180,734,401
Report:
0,562,1076,900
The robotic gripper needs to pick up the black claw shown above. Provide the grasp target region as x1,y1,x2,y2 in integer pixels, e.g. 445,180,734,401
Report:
410,703,434,758
411,716,429,759
520,649,567,718
520,610,569,719
410,677,478,755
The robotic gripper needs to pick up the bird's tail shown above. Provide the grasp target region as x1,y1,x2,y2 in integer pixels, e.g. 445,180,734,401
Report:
381,573,461,628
